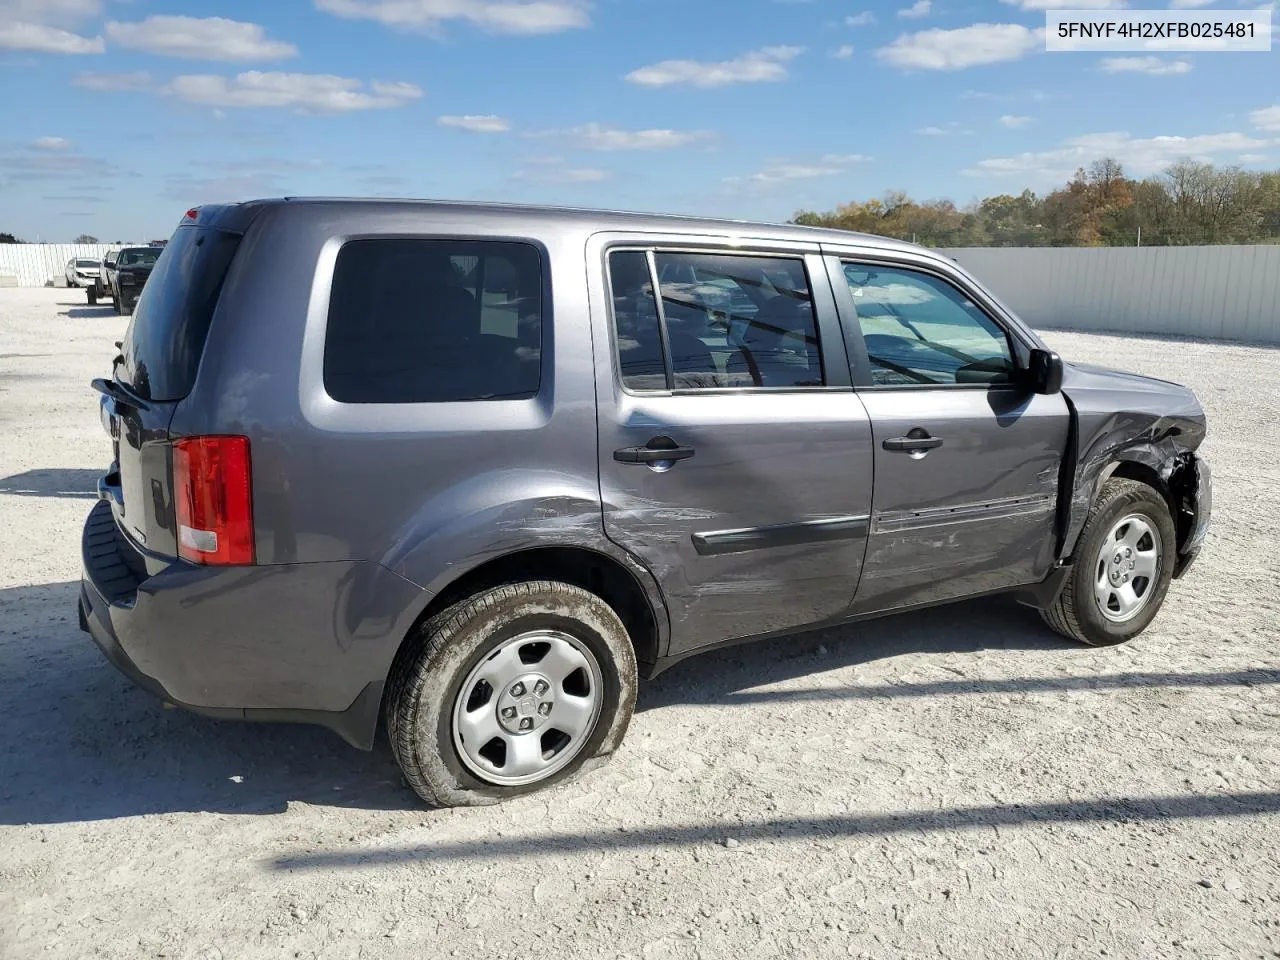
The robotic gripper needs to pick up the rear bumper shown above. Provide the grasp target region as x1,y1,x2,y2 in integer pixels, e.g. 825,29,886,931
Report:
78,499,424,748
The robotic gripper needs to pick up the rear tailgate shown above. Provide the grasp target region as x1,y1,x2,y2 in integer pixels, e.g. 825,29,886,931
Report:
97,219,244,561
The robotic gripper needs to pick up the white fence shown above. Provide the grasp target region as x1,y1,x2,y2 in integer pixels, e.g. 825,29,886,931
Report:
5,241,1280,344
941,245,1280,345
0,244,124,288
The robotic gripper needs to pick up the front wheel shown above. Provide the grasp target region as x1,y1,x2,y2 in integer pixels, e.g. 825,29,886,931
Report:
111,292,120,314
386,581,638,807
1041,478,1177,646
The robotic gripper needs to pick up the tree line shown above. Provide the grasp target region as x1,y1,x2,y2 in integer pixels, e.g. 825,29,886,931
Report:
792,159,1280,247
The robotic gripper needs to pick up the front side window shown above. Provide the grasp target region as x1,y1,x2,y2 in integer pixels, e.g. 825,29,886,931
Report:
842,263,1014,386
324,239,542,403
607,249,824,391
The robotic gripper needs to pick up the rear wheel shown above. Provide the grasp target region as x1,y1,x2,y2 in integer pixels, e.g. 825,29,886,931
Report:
1041,478,1176,646
87,287,97,305
386,581,637,807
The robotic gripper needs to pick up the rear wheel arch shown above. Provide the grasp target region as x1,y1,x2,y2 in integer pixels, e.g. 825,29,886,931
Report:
393,545,665,678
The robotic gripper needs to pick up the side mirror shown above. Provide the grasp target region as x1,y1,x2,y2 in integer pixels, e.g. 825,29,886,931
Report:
1027,348,1064,395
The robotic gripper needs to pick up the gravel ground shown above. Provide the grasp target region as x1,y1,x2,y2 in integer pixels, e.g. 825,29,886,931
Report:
1,286,1278,960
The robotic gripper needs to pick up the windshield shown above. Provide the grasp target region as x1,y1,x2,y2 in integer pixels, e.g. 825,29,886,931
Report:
118,249,159,267
75,259,98,267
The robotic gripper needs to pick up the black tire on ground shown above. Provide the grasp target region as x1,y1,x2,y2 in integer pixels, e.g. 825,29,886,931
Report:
122,299,135,316
111,292,120,314
386,581,638,808
87,288,97,305
1041,478,1177,646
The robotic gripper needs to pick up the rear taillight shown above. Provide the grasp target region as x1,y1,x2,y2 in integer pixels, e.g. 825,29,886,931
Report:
173,436,254,565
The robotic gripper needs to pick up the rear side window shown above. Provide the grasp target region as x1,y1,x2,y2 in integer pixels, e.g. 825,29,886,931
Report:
118,226,241,402
606,249,824,391
324,239,543,404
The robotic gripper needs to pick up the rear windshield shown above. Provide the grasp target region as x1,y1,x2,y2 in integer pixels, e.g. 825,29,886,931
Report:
75,259,98,267
117,226,242,401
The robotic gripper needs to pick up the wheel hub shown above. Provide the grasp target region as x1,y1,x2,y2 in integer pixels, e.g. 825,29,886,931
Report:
495,673,555,734
1108,547,1136,584
1093,513,1162,624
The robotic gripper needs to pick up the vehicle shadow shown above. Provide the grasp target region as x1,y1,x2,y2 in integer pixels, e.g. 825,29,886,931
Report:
57,303,117,319
0,468,101,499
639,596,1069,711
0,581,415,825
2,582,1273,826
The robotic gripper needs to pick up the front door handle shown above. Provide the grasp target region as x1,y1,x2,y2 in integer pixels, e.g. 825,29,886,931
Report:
883,430,944,453
614,437,696,465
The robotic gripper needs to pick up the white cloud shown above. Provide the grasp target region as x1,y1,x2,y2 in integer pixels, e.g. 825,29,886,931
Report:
1169,0,1216,7
0,22,103,53
626,46,804,88
105,16,298,62
0,0,99,23
846,11,876,25
725,153,872,186
438,114,510,133
536,122,712,150
1249,105,1280,130
33,136,73,151
1239,153,1269,162
1000,114,1033,127
1101,56,1192,73
1001,0,1126,7
314,0,589,35
916,122,972,135
964,130,1271,181
514,159,610,184
167,72,424,112
74,70,152,91
876,23,1042,70
962,88,1051,101
832,44,855,59
899,0,932,17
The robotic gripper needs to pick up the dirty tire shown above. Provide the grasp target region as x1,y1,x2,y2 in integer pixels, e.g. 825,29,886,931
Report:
386,581,638,808
1042,478,1177,646
87,288,97,305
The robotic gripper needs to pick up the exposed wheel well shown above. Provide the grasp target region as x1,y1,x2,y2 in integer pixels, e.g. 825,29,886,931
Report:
410,547,661,668
1105,458,1193,550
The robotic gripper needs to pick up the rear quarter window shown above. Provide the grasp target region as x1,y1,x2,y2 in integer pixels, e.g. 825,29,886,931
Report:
323,238,543,404
118,226,242,401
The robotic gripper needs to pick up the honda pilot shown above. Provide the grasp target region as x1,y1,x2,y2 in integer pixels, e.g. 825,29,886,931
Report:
81,199,1212,807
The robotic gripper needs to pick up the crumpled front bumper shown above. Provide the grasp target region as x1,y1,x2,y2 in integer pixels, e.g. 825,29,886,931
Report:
1174,456,1211,579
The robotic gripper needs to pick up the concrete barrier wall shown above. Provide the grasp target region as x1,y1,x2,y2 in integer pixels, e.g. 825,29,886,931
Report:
940,245,1280,345
0,244,123,287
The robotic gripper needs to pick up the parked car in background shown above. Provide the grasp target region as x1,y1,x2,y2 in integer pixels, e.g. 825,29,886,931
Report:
66,258,101,292
101,246,160,315
93,249,118,305
81,199,1212,809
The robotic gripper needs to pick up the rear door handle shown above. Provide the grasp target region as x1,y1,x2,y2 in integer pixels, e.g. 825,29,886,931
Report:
883,431,944,453
614,437,696,464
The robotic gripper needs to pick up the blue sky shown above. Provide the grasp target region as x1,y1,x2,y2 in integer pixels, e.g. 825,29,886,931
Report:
1,0,1277,241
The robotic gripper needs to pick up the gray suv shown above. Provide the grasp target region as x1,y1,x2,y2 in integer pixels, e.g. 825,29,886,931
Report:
80,199,1211,807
